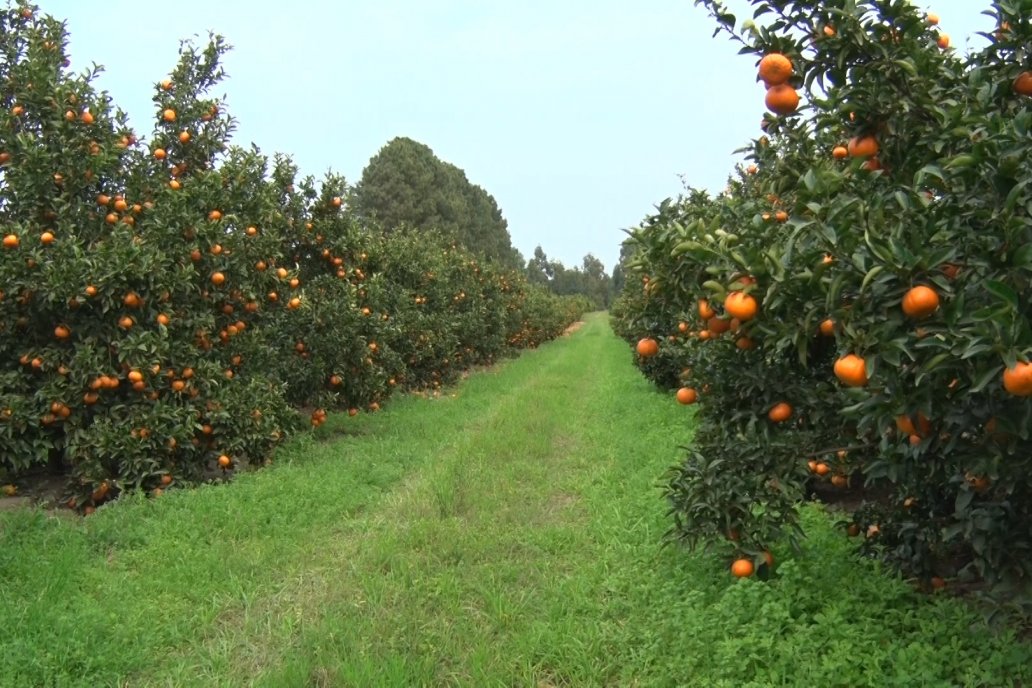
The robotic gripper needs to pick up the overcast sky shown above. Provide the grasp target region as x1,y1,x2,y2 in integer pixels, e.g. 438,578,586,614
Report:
47,1,991,272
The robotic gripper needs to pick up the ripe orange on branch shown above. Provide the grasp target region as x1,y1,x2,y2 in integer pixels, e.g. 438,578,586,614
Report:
731,558,754,578
768,402,792,423
724,291,758,321
758,53,793,86
902,285,939,319
834,354,868,387
1003,361,1032,396
847,135,879,158
636,337,659,357
698,298,715,320
1015,72,1032,96
765,84,799,115
676,387,698,405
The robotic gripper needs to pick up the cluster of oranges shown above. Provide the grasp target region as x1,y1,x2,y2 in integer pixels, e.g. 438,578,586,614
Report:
758,53,799,116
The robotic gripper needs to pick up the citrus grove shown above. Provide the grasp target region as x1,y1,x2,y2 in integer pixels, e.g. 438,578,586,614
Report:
0,3,588,509
612,0,1032,594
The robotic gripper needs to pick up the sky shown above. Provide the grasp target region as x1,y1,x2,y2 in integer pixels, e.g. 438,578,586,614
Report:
45,1,992,273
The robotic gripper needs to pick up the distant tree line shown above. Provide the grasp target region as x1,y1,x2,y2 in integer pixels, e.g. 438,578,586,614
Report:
351,137,523,269
526,246,612,311
351,136,614,311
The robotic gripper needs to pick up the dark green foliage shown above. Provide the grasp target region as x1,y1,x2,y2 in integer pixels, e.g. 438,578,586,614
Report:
351,137,523,268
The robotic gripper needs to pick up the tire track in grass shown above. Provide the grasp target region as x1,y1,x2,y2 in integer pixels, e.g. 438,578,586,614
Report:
149,313,637,685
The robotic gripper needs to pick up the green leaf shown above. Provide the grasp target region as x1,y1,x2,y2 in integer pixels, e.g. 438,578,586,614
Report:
859,265,884,295
985,280,1019,311
1013,243,1032,270
1004,179,1028,213
802,168,818,192
955,488,973,515
971,364,1001,393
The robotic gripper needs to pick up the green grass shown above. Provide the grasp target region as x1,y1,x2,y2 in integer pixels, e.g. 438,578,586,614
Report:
1,312,1030,687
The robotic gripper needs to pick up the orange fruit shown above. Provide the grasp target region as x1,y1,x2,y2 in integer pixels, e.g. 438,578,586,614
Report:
927,12,939,25
774,210,788,223
847,135,879,158
768,402,792,423
1003,361,1032,396
698,299,715,320
902,285,939,319
815,462,830,476
707,316,731,334
3,234,20,249
731,558,754,578
54,325,71,340
765,84,799,115
1014,72,1032,97
676,387,698,405
210,271,226,286
832,146,848,159
724,291,758,321
288,297,302,309
831,474,848,488
636,337,659,357
819,318,835,336
178,131,191,143
208,209,222,221
758,53,793,86
937,33,949,49
833,353,868,387
162,108,176,122
895,413,931,437
40,231,55,245
218,454,231,468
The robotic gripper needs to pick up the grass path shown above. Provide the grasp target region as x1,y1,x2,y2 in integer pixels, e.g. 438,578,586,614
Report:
2,313,1030,687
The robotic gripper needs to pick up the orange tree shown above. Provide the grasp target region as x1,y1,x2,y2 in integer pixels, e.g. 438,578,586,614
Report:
0,7,305,504
612,0,1032,591
0,1,588,506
